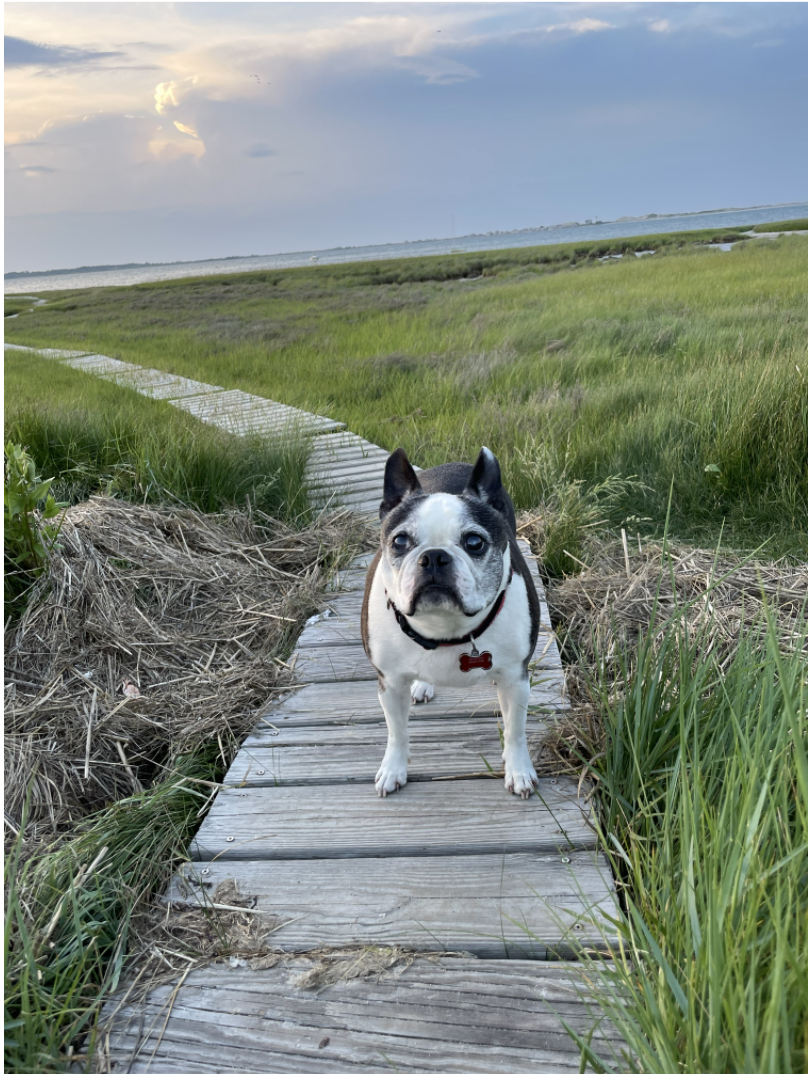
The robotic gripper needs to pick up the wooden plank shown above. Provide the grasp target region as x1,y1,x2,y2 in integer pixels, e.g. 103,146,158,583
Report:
62,354,139,374
168,851,618,956
225,715,550,787
247,680,565,741
307,462,386,486
99,367,171,385
235,715,542,752
105,958,620,1073
4,343,92,358
294,616,364,648
292,631,563,682
206,413,344,436
308,441,389,461
135,376,225,400
308,431,387,451
190,780,593,861
308,447,389,466
307,453,387,474
311,487,385,510
172,388,275,414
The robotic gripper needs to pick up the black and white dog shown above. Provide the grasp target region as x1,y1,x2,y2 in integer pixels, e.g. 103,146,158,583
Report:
361,447,540,799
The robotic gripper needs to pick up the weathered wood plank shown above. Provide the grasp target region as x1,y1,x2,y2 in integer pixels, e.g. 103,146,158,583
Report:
172,388,278,414
62,354,139,375
310,477,387,499
236,715,543,752
141,377,225,400
105,959,620,1073
312,486,385,510
168,851,618,956
247,680,566,741
191,780,592,861
99,368,190,393
225,715,550,787
309,432,390,455
207,412,345,436
307,460,386,483
4,343,92,358
291,638,563,684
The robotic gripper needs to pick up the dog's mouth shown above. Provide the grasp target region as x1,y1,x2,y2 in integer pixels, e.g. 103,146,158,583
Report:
409,581,461,613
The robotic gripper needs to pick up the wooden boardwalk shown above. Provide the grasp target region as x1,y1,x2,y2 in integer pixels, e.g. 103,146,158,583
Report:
6,342,620,1071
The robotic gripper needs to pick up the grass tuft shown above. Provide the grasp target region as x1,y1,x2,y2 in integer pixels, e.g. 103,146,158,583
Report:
563,604,807,1073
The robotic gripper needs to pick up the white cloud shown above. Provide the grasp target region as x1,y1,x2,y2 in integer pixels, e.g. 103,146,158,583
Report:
650,20,671,34
154,77,198,115
568,19,613,35
173,120,198,138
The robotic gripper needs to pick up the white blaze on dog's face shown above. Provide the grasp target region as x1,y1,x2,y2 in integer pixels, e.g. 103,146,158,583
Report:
378,449,512,634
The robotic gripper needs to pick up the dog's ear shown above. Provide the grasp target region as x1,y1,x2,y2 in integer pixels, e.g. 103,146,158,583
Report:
380,448,422,519
464,446,503,505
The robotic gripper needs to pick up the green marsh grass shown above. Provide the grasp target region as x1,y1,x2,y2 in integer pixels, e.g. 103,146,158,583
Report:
6,231,806,554
4,750,223,1072
752,218,808,232
570,610,808,1073
4,351,311,523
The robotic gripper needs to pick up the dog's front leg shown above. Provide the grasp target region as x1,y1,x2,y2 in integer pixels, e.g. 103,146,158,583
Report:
375,677,411,797
497,675,538,799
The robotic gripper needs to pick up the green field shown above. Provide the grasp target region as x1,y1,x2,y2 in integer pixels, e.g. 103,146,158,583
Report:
5,227,807,555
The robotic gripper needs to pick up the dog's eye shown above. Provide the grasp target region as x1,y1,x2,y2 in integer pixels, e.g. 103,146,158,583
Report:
392,533,410,552
464,534,486,555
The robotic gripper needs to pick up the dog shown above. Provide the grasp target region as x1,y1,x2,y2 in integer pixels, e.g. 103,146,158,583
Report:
361,446,540,799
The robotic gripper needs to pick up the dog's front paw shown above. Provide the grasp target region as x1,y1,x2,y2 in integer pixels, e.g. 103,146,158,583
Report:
411,680,434,704
375,751,408,797
504,751,538,799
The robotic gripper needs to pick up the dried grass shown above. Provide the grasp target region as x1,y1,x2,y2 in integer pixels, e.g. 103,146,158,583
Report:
520,518,808,775
4,497,374,847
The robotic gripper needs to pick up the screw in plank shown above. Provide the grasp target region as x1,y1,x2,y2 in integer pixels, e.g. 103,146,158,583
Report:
561,856,571,864
226,836,235,842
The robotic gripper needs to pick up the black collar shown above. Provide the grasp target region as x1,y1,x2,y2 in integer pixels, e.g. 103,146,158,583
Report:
387,566,513,651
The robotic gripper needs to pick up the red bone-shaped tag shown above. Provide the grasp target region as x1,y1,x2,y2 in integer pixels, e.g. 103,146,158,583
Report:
459,651,493,672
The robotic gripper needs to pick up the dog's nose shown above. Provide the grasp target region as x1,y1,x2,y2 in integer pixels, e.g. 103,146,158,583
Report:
418,548,452,573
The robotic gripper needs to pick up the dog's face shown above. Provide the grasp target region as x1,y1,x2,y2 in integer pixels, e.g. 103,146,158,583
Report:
378,448,511,622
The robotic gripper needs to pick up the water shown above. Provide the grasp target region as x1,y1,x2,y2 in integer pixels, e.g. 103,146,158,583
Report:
5,202,807,295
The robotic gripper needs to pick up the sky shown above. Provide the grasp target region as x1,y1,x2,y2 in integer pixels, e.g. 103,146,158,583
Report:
4,2,807,272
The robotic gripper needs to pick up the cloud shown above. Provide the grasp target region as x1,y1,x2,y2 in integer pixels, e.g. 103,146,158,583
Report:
753,39,785,48
154,77,201,115
155,80,181,115
173,120,199,138
567,19,613,35
20,164,56,175
398,54,479,85
4,35,122,69
245,143,276,158
148,138,205,161
649,20,672,34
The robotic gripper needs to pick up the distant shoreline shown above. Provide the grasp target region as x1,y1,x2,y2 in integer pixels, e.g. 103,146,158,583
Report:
5,200,805,280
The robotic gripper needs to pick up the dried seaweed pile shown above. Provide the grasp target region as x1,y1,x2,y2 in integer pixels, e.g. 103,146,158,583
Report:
4,497,371,843
523,528,807,776
547,537,807,681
